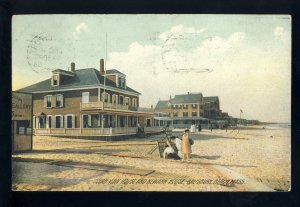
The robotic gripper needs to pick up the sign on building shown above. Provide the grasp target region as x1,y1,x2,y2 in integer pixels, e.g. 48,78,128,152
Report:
12,92,33,152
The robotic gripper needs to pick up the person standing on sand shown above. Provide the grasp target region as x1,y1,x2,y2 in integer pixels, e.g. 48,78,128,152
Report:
182,129,192,161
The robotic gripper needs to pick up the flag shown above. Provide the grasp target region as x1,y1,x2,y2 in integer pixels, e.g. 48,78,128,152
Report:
240,109,243,113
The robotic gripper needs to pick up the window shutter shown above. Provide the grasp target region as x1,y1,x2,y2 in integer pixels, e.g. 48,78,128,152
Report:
101,93,104,102
51,95,56,108
108,94,111,103
64,115,68,128
53,117,56,128
36,117,40,128
60,95,64,107
46,116,49,128
44,96,47,107
33,116,36,128
60,116,64,128
129,98,131,106
88,115,91,126
72,115,75,128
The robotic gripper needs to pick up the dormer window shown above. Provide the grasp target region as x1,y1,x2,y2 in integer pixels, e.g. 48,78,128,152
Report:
52,74,59,86
118,76,126,89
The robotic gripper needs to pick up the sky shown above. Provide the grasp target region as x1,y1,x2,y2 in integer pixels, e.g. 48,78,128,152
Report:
12,14,291,123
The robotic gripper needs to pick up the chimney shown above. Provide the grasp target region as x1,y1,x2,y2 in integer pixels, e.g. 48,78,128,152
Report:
71,62,75,72
188,92,190,95
100,59,105,75
151,105,153,109
169,95,171,100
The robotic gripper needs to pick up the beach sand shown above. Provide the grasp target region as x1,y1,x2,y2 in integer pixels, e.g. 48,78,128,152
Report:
12,125,291,191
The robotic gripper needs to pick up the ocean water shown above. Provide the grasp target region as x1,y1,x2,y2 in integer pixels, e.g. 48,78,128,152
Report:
267,123,291,129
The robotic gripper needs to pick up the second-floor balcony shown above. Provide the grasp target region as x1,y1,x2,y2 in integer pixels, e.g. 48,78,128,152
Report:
80,101,138,111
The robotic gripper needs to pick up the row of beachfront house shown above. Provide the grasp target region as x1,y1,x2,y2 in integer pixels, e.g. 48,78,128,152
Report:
16,58,256,138
154,93,250,129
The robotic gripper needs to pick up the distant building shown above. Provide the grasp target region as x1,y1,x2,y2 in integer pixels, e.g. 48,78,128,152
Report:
155,92,209,129
203,96,221,120
17,59,161,138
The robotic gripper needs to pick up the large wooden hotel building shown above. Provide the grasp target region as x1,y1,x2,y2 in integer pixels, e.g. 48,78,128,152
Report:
17,59,161,138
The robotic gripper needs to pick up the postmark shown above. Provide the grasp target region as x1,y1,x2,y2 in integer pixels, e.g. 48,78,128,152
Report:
26,32,65,73
161,32,214,73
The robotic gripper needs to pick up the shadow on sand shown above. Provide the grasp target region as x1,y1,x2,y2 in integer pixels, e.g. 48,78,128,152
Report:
170,132,249,141
13,148,127,155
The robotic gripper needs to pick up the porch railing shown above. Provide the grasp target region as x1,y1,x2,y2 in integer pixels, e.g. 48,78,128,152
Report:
80,101,138,111
144,126,162,132
34,126,163,136
80,102,104,110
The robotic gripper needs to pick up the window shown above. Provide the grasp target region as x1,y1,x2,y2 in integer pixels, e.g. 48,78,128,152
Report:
125,97,130,106
82,92,90,103
183,112,189,117
46,95,52,108
66,115,73,128
103,93,109,103
173,112,178,117
113,94,118,104
192,104,198,109
55,115,63,128
132,98,137,107
52,74,59,86
16,120,30,135
192,112,197,117
118,76,126,89
56,94,63,107
183,104,188,109
119,95,124,105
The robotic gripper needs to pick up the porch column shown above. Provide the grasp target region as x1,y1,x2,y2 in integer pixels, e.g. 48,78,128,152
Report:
126,116,129,127
136,115,138,126
98,114,101,127
115,114,118,128
80,114,83,134
101,113,104,128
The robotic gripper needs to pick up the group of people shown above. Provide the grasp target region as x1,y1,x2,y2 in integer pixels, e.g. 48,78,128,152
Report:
163,129,192,161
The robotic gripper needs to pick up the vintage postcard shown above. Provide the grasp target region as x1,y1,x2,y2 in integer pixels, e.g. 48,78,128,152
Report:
12,14,291,191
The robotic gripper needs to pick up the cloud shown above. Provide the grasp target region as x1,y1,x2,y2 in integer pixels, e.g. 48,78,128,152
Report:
73,22,88,39
107,25,290,122
159,24,207,41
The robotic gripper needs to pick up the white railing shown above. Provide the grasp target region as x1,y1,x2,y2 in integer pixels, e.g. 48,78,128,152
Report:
35,128,51,134
80,102,104,110
82,128,112,135
144,126,163,132
111,127,137,134
104,102,129,110
34,126,162,136
80,101,139,111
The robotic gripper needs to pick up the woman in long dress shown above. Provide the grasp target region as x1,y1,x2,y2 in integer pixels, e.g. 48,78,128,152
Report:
182,129,192,160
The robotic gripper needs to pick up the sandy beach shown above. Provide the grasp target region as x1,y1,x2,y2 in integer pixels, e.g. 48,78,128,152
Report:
12,125,291,191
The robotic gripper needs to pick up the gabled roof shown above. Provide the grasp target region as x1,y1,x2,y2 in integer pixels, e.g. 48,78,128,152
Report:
155,100,171,110
106,69,125,76
17,68,140,94
203,96,219,103
172,93,203,104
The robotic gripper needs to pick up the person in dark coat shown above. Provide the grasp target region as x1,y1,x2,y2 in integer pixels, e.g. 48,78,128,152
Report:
198,124,202,132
